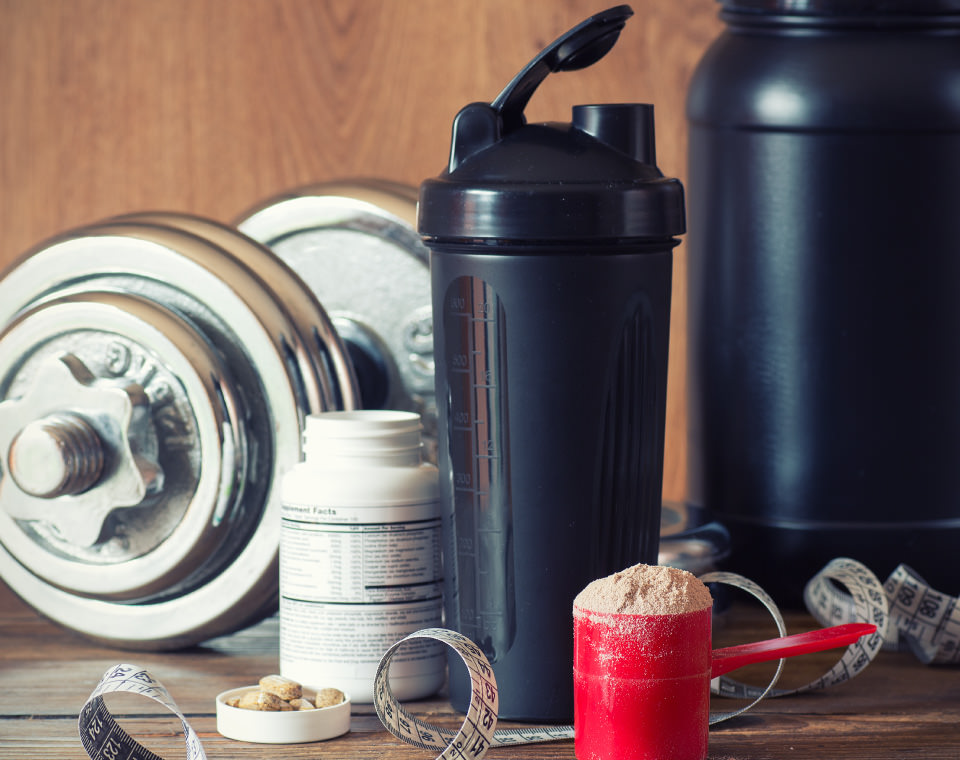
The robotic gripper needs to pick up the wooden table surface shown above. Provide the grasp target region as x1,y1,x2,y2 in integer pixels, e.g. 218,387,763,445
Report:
1,581,957,760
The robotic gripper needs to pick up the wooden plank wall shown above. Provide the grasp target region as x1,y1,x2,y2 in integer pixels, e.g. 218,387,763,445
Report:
0,0,723,507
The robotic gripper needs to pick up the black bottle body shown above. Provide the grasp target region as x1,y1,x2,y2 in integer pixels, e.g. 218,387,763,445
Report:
686,7,960,602
419,7,685,719
430,242,672,720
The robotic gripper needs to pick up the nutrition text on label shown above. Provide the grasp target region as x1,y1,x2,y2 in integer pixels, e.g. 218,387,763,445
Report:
280,511,443,603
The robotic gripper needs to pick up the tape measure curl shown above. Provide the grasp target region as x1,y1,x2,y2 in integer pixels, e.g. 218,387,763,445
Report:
372,563,885,756
79,664,206,760
374,628,575,757
78,558,945,760
805,560,960,665
707,557,888,706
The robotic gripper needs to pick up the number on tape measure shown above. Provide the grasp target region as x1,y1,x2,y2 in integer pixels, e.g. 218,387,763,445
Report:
374,626,575,758
80,697,166,760
78,558,952,760
374,561,895,755
78,664,206,760
706,558,888,708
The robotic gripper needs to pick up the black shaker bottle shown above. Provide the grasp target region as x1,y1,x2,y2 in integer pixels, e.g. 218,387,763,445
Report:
687,1,960,603
419,5,685,721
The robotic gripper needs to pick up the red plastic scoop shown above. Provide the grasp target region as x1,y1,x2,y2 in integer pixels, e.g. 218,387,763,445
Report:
574,608,877,760
710,621,877,678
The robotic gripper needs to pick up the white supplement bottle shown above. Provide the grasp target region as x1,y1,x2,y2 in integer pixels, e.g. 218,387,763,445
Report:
279,410,444,703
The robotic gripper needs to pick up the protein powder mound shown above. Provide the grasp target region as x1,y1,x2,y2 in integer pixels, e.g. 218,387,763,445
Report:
573,563,713,616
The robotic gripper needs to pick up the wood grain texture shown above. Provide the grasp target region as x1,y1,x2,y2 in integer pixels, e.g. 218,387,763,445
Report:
2,598,958,759
0,0,722,506
6,15,955,760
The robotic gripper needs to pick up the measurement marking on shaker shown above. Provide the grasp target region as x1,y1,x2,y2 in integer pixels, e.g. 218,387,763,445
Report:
442,275,514,665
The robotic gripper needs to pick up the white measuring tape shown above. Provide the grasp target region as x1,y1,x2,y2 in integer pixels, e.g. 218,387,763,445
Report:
707,557,888,706
805,561,960,665
79,664,206,760
76,558,955,760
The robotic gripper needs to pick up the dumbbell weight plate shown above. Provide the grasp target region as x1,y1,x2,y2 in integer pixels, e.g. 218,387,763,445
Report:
0,290,245,599
0,216,356,648
112,211,359,413
236,180,436,455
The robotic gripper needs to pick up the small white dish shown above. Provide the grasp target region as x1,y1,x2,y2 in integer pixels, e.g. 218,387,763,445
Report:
215,686,351,744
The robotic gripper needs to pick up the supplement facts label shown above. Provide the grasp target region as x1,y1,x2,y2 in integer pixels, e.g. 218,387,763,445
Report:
279,499,444,694
281,508,442,604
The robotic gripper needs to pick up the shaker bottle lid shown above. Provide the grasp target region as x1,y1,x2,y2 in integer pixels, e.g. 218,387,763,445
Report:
418,5,685,243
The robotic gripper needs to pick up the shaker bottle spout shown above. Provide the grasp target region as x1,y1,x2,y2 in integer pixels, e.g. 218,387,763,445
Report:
420,2,684,720
448,4,634,170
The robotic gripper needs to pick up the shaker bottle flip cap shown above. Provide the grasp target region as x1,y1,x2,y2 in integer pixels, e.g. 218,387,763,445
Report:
419,5,684,720
418,4,685,242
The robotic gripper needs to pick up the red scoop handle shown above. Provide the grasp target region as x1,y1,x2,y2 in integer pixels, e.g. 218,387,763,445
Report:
710,622,877,679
